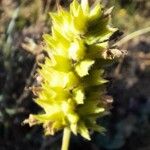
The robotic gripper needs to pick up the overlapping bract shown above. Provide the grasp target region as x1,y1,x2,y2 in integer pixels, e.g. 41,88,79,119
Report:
24,0,120,140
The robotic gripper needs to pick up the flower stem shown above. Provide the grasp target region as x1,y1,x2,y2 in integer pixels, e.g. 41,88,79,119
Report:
61,127,71,150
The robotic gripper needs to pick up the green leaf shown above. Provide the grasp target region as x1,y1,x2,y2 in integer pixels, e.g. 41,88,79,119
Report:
43,34,56,49
67,113,79,124
40,69,68,88
84,69,108,86
75,59,95,77
71,2,88,33
78,121,91,140
78,100,105,116
35,99,59,114
81,0,89,15
53,55,72,72
89,3,102,21
70,123,78,135
69,39,86,60
67,71,79,88
87,44,106,58
70,0,80,16
73,86,85,104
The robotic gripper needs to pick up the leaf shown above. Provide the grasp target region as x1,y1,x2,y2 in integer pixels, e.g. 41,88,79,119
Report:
87,44,106,58
52,28,70,47
86,16,116,44
81,0,89,15
50,12,62,27
84,69,108,86
72,3,88,33
70,123,78,135
75,59,95,77
78,100,105,116
69,39,86,60
67,113,79,124
35,100,59,114
73,86,85,104
91,124,106,133
53,55,71,72
43,34,56,49
89,3,102,21
70,0,80,16
67,71,79,88
78,121,91,140
40,69,68,88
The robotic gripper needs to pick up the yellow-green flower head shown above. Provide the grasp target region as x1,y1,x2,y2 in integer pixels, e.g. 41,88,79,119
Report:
24,0,121,140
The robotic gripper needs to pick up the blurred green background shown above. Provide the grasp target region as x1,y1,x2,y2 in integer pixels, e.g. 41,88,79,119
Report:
0,0,150,150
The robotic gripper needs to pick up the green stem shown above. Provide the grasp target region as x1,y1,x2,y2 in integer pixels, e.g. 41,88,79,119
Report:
115,27,150,47
61,128,71,150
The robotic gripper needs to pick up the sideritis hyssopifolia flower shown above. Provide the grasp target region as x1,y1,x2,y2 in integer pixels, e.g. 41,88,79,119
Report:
24,0,123,141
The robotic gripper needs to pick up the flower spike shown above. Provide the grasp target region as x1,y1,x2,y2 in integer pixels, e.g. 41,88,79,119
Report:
24,0,122,140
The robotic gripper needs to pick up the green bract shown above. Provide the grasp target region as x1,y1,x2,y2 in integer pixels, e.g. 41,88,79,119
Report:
24,0,122,140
